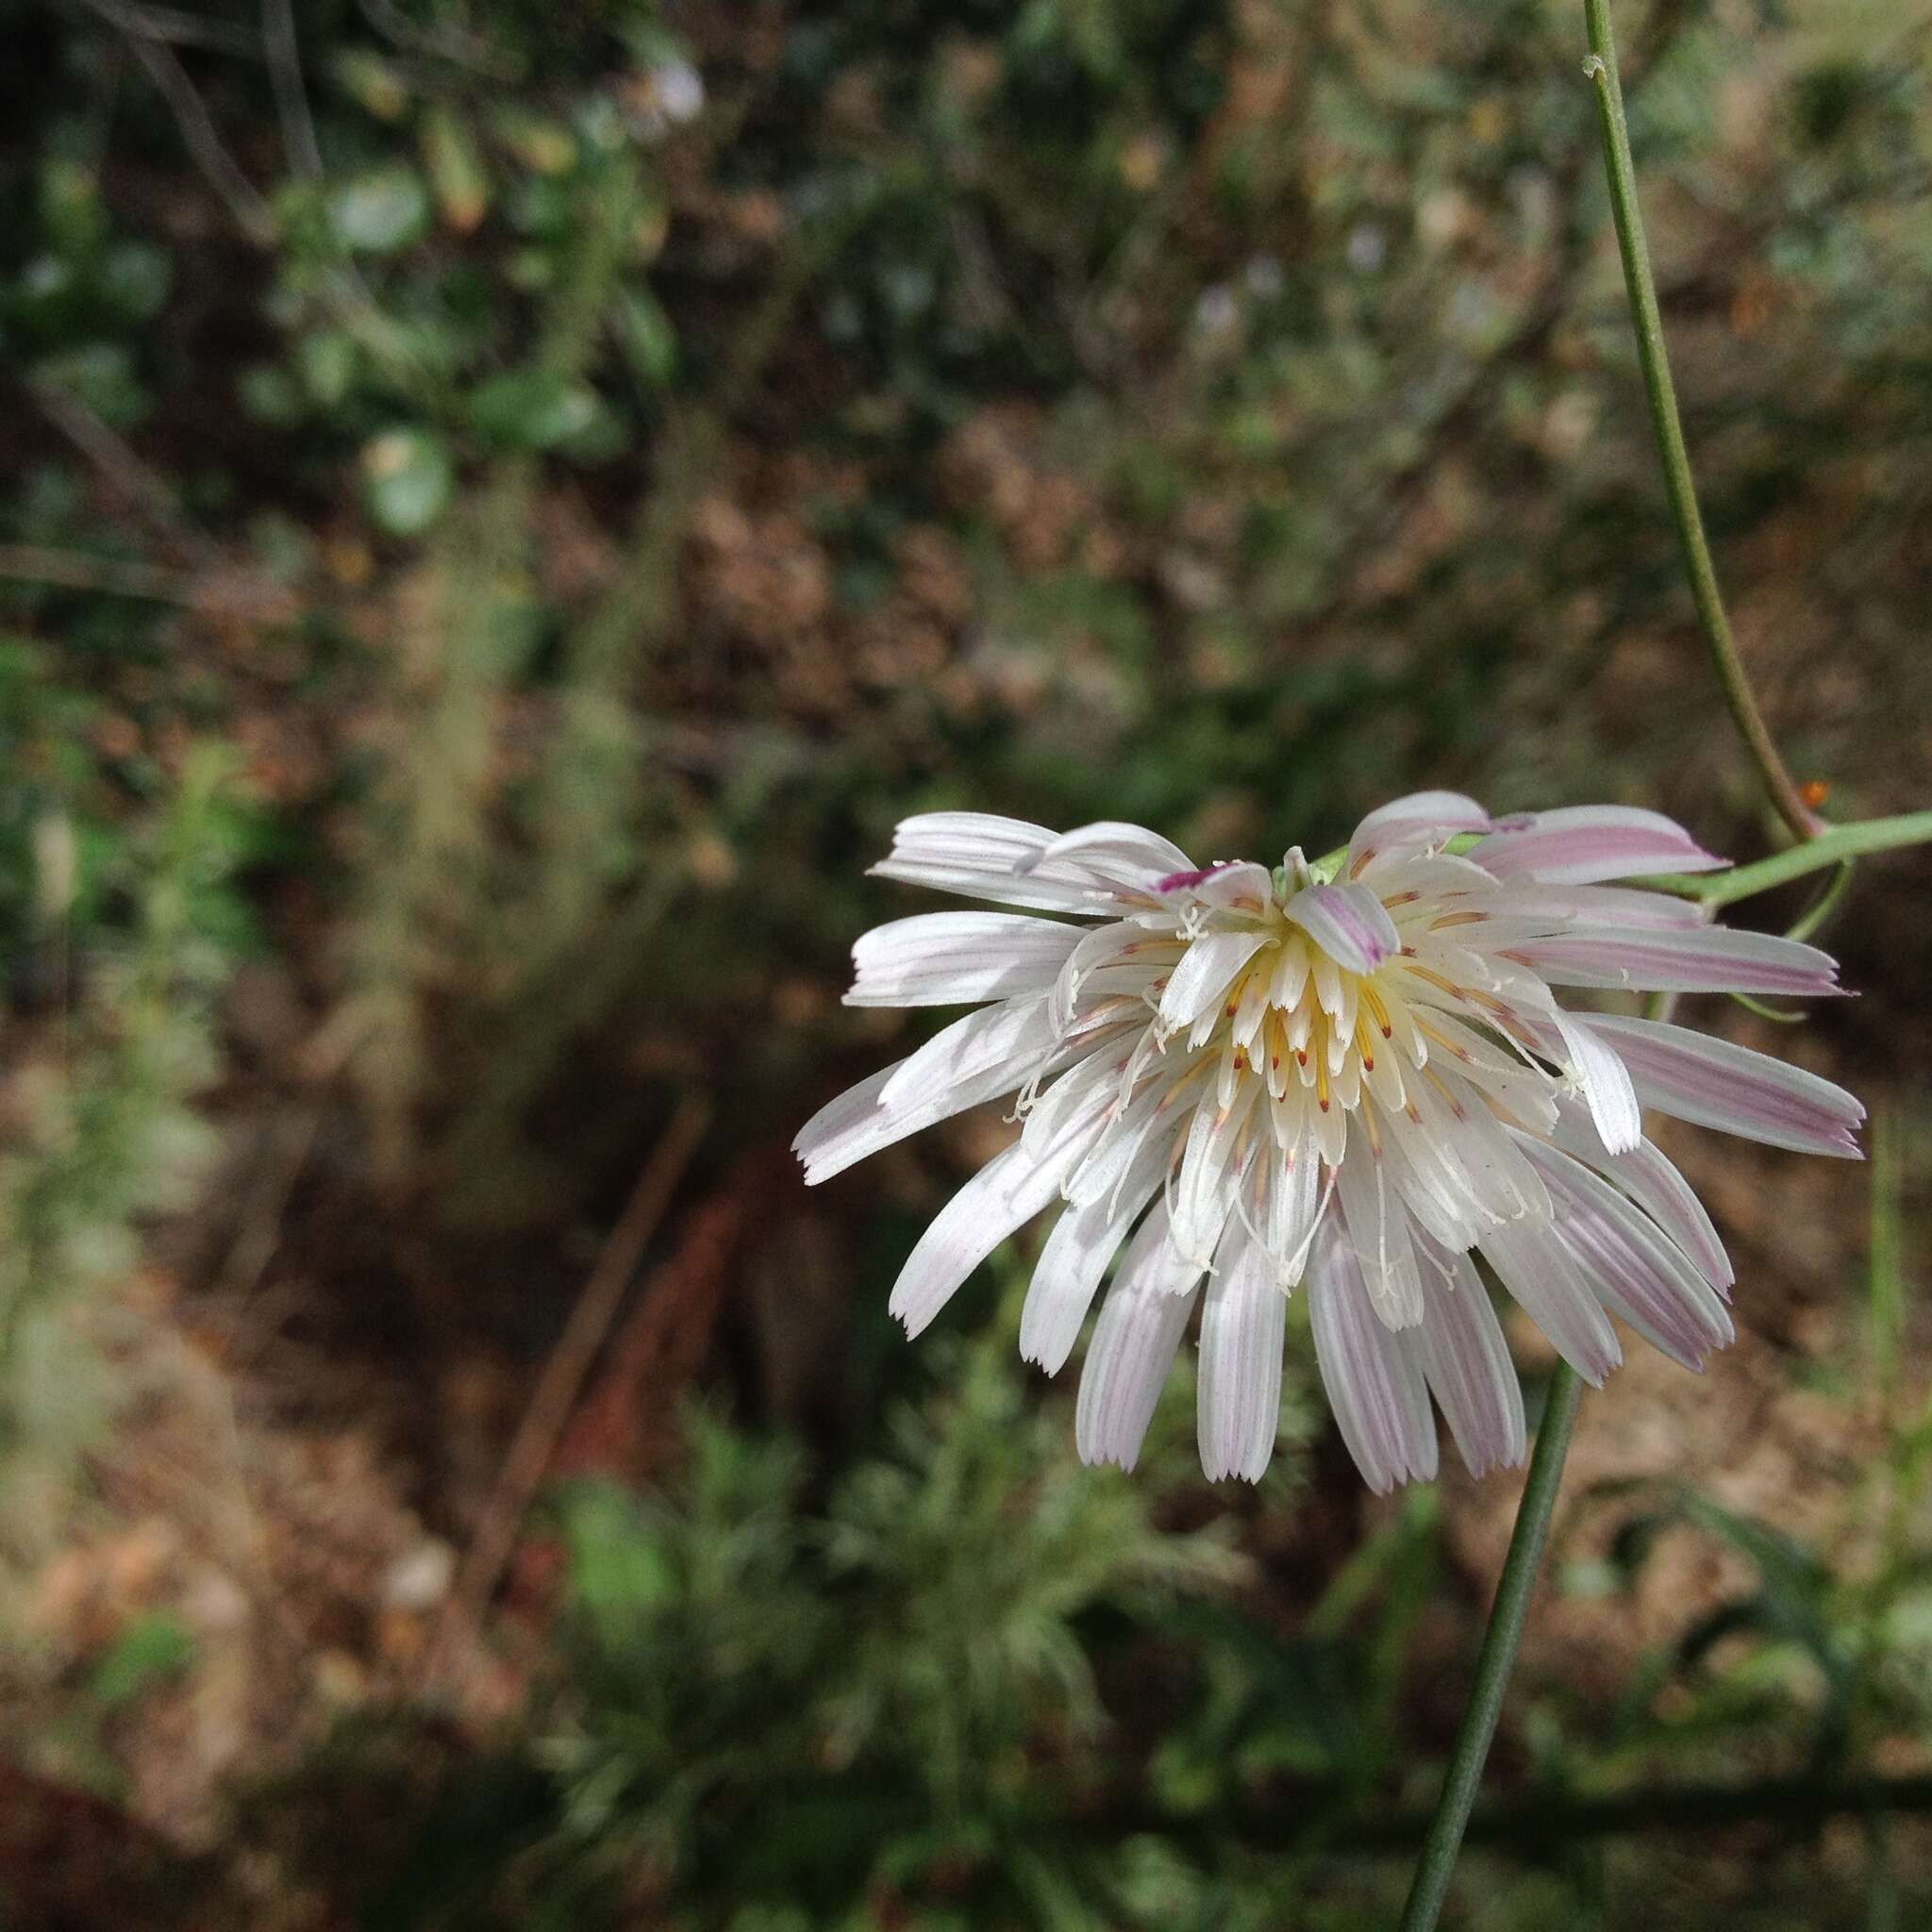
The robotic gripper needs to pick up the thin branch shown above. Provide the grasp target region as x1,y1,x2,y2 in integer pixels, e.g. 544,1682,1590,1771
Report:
92,5,276,245
0,542,201,603
59,0,261,58
260,0,323,179
30,377,223,566
430,1097,711,1677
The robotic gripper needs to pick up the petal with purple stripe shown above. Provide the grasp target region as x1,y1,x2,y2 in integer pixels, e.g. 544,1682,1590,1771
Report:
1506,924,1842,998
1074,1204,1202,1470
1519,1138,1735,1371
1472,806,1726,885
1479,1222,1624,1385
1411,1238,1526,1478
1307,1223,1438,1494
1197,1228,1287,1481
1283,882,1402,974
1346,791,1492,869
1588,1015,1864,1158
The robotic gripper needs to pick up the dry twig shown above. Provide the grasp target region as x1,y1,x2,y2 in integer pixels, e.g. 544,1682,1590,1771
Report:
428,1096,711,1680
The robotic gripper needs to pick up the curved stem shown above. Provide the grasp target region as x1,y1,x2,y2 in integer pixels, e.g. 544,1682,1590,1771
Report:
1639,809,1932,909
1583,0,1820,844
1396,1361,1585,1932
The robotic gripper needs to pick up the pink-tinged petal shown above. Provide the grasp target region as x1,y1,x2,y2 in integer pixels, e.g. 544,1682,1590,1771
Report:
1196,1229,1287,1481
1168,1081,1257,1266
1026,820,1195,891
1517,1138,1735,1371
1588,1015,1865,1158
1411,1237,1526,1479
1484,885,1710,931
1283,882,1402,974
798,1004,1100,1186
1552,1011,1643,1157
1074,1205,1201,1470
793,1063,901,1187
1347,791,1492,870
871,811,1122,913
891,1108,1108,1337
1334,1118,1424,1328
1307,1222,1438,1494
1472,806,1726,885
878,998,1056,1116
1479,1223,1624,1385
1549,1101,1733,1291
1175,860,1277,918
1507,924,1843,998
1158,928,1274,1031
847,912,1083,1008
1019,1170,1160,1375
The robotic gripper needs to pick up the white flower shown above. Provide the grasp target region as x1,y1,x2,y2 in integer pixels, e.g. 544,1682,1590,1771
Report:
794,796,1864,1488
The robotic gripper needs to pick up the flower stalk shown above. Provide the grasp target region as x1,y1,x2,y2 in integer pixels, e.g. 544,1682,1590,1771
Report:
1582,0,1820,846
1392,5,1883,1922
1395,1360,1585,1932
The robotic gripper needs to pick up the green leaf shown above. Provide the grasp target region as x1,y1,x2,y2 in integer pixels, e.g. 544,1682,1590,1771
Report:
468,366,600,450
87,1613,195,1708
422,104,491,233
330,48,410,123
239,362,308,427
296,328,358,408
617,283,678,386
97,241,172,324
329,165,431,254
360,427,454,535
34,344,150,429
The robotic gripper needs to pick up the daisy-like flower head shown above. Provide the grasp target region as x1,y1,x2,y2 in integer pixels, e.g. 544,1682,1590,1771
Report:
794,796,1864,1489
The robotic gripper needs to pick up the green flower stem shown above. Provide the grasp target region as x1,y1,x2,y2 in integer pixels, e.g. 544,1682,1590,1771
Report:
1318,812,1932,916
1396,1361,1585,1932
1582,0,1820,845
1638,809,1932,909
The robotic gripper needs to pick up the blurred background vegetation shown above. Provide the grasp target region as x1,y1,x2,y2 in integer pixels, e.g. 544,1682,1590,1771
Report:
2,0,1931,1924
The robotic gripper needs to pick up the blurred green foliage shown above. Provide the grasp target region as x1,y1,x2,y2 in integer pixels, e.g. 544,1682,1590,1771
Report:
2,0,1931,1925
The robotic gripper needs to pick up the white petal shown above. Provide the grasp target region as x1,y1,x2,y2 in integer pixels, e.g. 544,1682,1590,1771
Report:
1519,1138,1734,1371
1552,1011,1642,1157
1411,1239,1525,1478
1507,924,1842,998
1473,883,1711,931
847,912,1083,1007
1181,861,1277,918
1074,1205,1200,1470
870,811,1121,913
1307,1222,1438,1494
1471,806,1725,885
1548,1100,1733,1291
1168,1080,1256,1265
1158,929,1274,1032
1261,1135,1323,1283
1334,1117,1424,1328
1021,1174,1158,1374
1346,791,1492,869
1587,1015,1864,1158
793,1063,902,1186
1196,1230,1286,1481
889,1119,1102,1337
1283,882,1402,974
879,997,1057,1115
1025,820,1196,891
1478,1223,1623,1385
